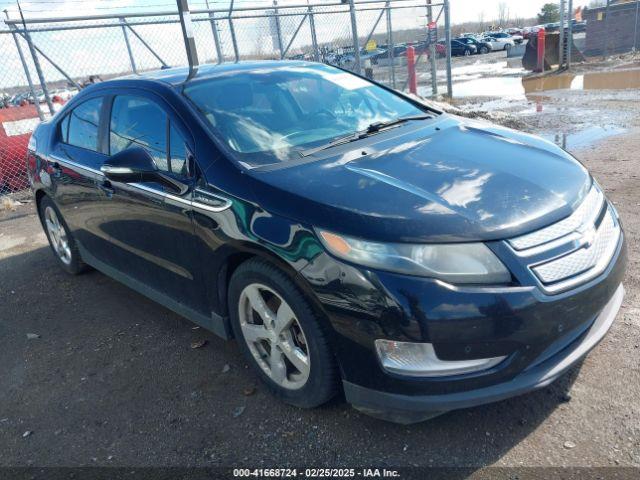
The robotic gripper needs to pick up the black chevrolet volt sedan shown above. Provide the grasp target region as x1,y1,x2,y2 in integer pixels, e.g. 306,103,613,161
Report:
27,61,626,423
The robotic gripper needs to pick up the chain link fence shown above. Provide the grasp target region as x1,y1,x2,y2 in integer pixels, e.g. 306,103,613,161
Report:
0,0,451,201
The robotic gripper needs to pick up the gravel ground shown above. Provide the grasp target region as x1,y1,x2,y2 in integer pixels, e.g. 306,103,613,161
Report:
0,56,639,470
1,131,638,470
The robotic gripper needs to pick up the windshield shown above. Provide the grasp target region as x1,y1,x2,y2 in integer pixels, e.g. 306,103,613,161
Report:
183,63,427,167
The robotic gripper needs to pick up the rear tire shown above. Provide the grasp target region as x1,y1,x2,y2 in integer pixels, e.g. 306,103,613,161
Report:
38,195,88,275
228,258,338,409
480,46,489,54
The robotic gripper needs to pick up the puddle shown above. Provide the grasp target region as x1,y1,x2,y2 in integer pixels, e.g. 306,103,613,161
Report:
524,69,640,93
442,67,638,151
439,67,640,99
540,125,627,150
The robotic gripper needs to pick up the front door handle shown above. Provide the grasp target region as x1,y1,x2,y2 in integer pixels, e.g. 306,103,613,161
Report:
98,180,115,197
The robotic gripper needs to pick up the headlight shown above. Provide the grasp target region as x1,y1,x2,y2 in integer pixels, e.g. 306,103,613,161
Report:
317,230,510,284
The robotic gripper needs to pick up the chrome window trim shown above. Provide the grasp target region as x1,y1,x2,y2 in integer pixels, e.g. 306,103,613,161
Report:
48,155,232,213
49,153,103,176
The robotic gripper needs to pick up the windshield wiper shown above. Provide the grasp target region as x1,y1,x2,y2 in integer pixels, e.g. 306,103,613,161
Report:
300,114,432,157
364,114,433,134
300,131,365,157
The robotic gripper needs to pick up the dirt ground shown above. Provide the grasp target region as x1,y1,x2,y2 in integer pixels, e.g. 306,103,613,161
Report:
0,137,638,471
0,50,639,471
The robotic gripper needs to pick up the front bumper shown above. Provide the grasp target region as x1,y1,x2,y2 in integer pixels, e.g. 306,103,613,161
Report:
343,283,624,423
299,227,626,423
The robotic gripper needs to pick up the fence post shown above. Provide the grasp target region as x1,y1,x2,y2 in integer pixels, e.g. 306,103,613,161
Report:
347,0,362,74
426,1,438,95
308,6,320,62
228,0,239,62
603,0,612,58
205,0,224,63
427,0,437,96
567,0,573,68
385,3,395,88
17,4,54,115
176,0,199,77
536,28,546,72
443,0,453,98
406,46,417,94
559,0,565,68
5,16,45,121
120,17,137,74
273,0,284,59
634,0,640,52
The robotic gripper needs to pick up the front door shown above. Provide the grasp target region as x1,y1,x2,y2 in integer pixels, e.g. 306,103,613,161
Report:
99,92,208,315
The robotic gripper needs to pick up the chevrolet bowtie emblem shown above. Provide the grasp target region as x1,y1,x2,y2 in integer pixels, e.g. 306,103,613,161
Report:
578,224,597,248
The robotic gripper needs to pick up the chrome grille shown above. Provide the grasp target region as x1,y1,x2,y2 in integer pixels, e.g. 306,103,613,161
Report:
532,207,620,287
507,183,621,294
509,185,604,251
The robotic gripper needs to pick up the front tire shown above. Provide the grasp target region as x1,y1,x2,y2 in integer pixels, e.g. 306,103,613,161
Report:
38,195,87,275
228,258,338,409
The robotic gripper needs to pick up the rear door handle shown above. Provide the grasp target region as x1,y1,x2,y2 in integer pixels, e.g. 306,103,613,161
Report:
98,180,116,196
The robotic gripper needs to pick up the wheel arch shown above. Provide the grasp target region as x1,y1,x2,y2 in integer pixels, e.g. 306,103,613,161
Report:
214,243,336,341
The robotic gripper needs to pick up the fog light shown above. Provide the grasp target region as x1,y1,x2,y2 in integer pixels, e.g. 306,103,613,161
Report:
375,340,506,377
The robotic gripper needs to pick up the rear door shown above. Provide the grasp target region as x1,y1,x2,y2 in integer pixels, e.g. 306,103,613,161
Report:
101,91,208,314
47,94,120,264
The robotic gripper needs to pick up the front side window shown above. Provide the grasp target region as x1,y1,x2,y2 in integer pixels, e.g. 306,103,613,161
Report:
110,95,167,169
66,97,103,151
109,95,188,176
183,64,428,166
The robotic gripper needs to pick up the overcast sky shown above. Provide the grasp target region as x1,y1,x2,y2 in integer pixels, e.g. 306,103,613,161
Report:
0,0,590,23
451,0,549,24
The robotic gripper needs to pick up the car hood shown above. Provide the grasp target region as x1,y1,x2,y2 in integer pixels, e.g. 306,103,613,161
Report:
248,114,590,243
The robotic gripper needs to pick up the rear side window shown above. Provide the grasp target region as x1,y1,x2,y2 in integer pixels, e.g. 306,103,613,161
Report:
66,97,103,151
110,95,189,177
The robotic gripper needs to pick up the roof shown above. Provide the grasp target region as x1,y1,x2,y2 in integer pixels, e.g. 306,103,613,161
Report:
119,60,313,87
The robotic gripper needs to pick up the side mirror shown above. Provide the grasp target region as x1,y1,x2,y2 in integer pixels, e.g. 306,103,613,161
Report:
101,147,189,195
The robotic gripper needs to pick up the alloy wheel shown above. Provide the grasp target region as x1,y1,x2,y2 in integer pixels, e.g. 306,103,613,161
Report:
238,283,310,390
44,206,72,265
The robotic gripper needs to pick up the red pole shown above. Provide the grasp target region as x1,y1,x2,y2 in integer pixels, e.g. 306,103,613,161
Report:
407,46,417,94
536,28,546,73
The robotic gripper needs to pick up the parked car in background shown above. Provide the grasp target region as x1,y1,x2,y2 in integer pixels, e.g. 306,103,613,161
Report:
505,31,524,44
0,92,10,108
506,27,524,37
486,31,521,45
523,26,543,39
11,92,30,106
455,36,493,54
27,61,627,424
482,34,515,51
438,40,477,57
545,22,560,32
